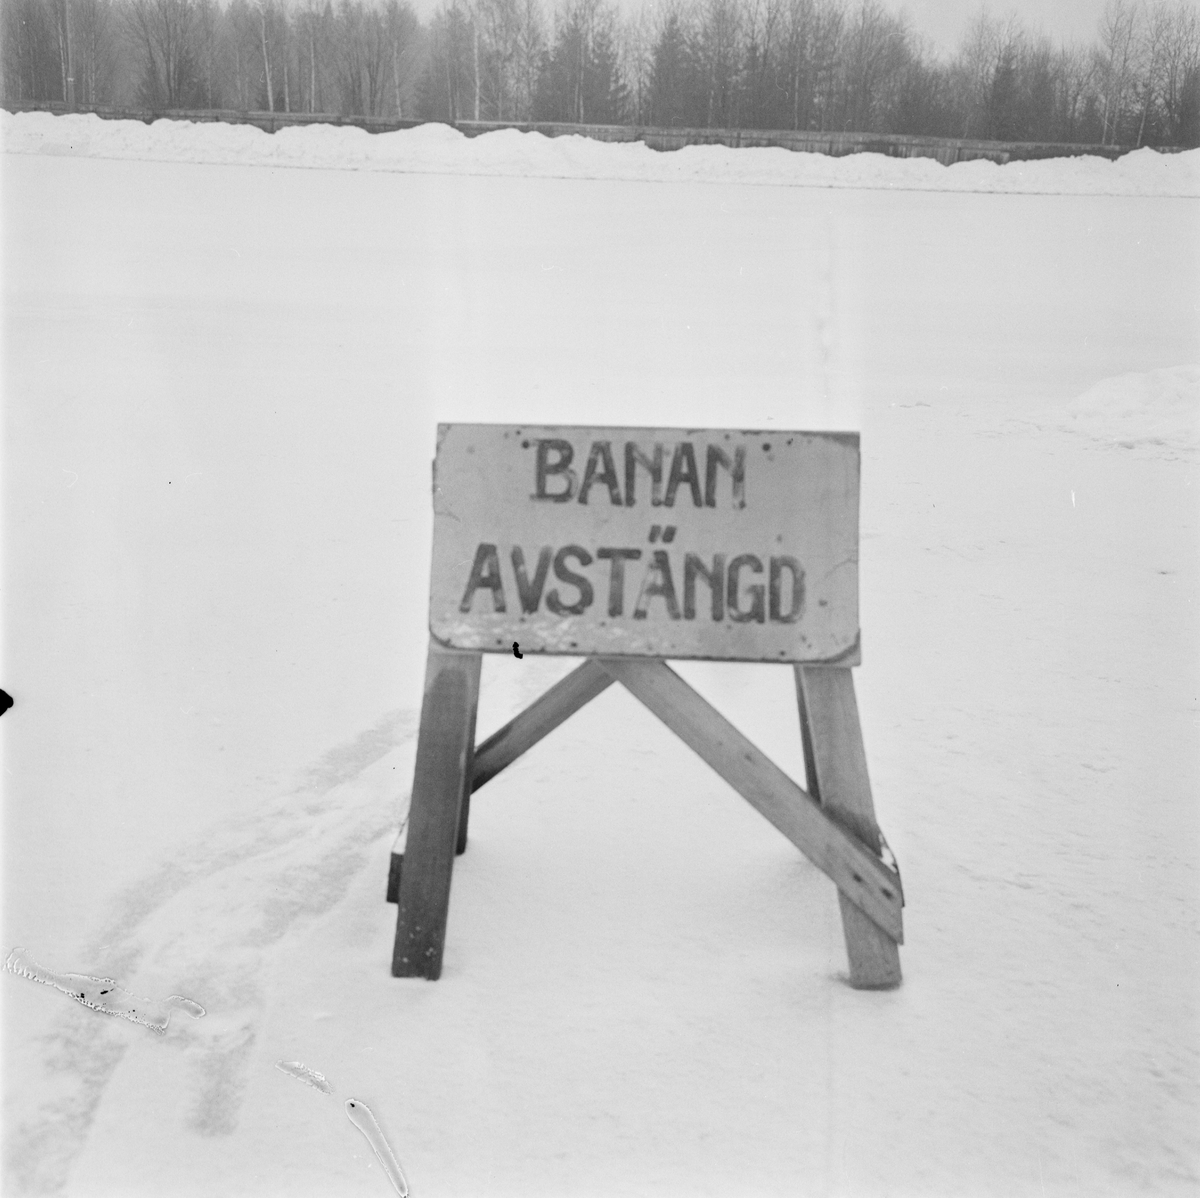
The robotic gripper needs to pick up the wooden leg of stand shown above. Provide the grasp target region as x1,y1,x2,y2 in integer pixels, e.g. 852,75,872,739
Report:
603,657,903,940
455,683,480,855
471,660,614,792
392,642,481,979
796,666,902,990
455,790,471,855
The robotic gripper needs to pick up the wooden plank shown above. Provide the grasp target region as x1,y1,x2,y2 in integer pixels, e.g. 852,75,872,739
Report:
455,673,482,855
386,824,407,903
599,658,903,943
389,660,611,900
796,666,903,988
471,660,614,792
392,642,482,979
835,895,902,987
455,791,472,855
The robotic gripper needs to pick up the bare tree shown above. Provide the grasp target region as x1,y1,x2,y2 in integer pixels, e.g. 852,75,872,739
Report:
778,0,823,130
473,0,518,118
337,0,392,114
3,0,65,102
693,0,743,126
1134,0,1171,142
1153,0,1200,142
1054,41,1096,141
384,0,420,117
189,0,221,105
125,0,202,106
226,0,261,106
292,0,333,112
1096,0,1142,143
837,0,908,132
740,0,784,128
420,2,473,121
255,0,274,108
69,0,120,102
949,10,1023,137
511,0,546,118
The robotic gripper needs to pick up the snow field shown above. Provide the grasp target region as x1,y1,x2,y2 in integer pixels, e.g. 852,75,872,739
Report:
2,113,1198,1195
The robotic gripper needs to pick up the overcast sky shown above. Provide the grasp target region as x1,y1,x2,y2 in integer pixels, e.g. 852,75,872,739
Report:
881,0,1112,54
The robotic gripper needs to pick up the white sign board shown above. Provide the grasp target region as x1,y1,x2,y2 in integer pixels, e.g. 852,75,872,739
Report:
429,424,860,664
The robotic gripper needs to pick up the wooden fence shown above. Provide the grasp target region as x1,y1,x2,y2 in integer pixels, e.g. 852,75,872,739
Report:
6,100,1166,165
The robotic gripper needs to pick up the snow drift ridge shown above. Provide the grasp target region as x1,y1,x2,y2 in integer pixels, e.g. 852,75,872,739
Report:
4,110,1198,196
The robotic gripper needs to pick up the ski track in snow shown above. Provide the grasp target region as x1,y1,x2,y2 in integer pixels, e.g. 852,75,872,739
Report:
3,710,417,1196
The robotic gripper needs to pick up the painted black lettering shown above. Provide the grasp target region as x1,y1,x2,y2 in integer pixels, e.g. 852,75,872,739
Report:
533,439,576,502
511,546,553,613
459,543,506,613
727,554,765,623
633,550,681,620
769,556,804,622
705,444,746,508
546,545,594,615
578,441,622,505
683,553,726,621
664,442,703,508
624,442,664,507
597,548,641,617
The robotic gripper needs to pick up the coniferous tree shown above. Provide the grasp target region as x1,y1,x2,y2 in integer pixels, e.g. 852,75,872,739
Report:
738,0,783,129
986,40,1018,138
889,51,952,135
536,0,626,122
693,0,742,126
646,7,698,125
418,2,473,120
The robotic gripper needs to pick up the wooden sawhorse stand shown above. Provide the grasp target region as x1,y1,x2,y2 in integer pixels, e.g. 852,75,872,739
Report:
389,641,903,988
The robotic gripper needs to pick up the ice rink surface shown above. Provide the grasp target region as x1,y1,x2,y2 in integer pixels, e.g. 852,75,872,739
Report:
2,118,1198,1195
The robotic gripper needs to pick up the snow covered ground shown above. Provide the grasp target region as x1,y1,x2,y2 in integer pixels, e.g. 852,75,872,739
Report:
2,113,1198,1196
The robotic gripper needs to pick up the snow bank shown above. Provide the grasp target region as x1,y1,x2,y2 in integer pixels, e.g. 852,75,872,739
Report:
1059,365,1200,452
4,109,1198,196
1024,364,1200,456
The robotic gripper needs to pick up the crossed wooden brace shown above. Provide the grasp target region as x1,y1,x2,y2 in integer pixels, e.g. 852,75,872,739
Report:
390,644,904,989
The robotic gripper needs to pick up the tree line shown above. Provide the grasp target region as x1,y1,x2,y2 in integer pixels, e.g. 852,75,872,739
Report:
3,0,1199,146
